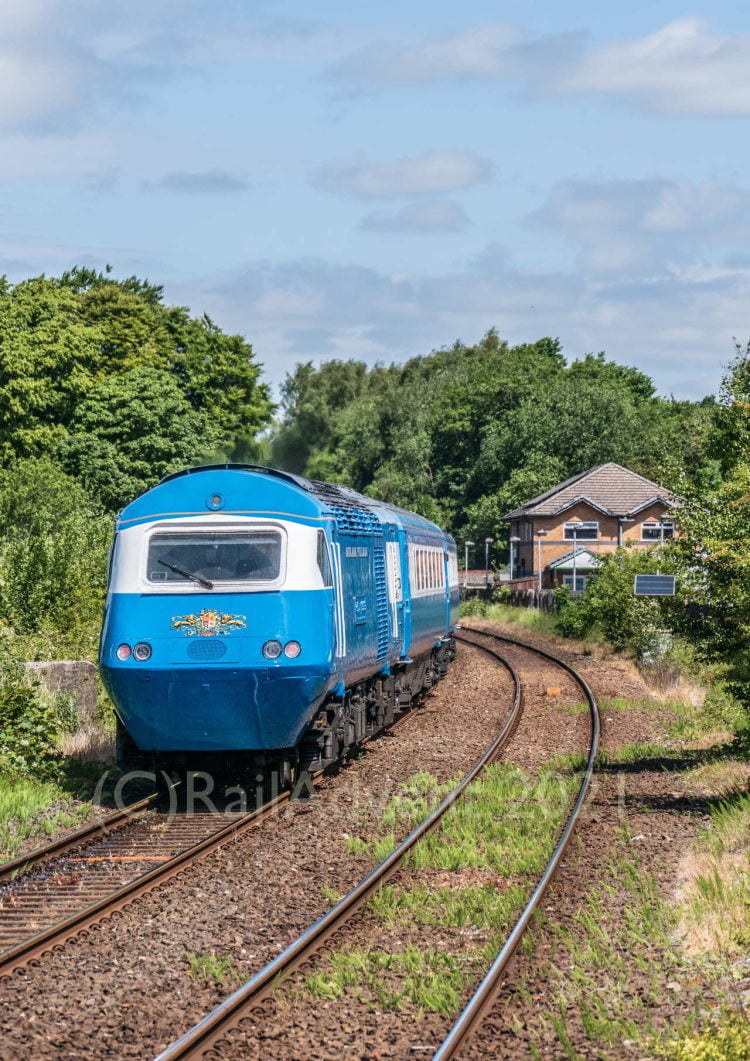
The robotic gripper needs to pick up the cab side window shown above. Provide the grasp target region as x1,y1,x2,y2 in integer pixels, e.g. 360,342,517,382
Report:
317,530,333,587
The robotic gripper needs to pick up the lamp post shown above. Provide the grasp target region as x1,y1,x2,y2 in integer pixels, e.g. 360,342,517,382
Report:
464,540,474,581
509,535,520,581
572,524,579,594
484,538,493,586
536,529,547,593
657,515,671,574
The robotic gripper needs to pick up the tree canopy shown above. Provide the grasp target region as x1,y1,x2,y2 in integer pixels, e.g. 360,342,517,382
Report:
271,330,717,548
0,268,273,509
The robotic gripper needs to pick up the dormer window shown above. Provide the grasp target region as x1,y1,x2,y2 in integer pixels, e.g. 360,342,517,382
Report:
564,521,599,540
642,520,674,541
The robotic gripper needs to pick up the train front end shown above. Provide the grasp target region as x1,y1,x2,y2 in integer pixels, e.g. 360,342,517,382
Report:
100,467,335,760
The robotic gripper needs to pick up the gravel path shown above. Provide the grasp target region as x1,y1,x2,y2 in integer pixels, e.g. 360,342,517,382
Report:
0,643,514,1060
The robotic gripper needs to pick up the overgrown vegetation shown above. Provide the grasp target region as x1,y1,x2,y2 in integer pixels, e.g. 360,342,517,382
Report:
304,763,578,1018
0,268,273,784
0,776,91,860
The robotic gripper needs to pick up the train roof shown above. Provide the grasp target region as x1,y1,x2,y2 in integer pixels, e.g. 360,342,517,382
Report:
120,464,452,542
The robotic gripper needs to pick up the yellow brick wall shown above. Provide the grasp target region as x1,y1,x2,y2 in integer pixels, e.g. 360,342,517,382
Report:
511,502,675,587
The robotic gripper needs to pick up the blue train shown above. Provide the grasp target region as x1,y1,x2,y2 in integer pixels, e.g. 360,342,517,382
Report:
100,465,459,779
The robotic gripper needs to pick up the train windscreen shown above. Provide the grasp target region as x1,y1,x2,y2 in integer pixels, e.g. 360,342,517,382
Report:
147,530,282,584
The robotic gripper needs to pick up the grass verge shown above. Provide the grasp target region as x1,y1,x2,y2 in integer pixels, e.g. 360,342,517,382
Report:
0,775,93,861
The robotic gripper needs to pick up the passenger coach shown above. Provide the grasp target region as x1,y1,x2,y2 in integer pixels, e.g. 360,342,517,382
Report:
100,465,459,780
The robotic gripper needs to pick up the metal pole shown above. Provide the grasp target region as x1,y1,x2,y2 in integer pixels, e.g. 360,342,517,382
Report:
537,534,542,593
485,540,489,585
464,541,474,580
509,539,514,581
572,528,577,593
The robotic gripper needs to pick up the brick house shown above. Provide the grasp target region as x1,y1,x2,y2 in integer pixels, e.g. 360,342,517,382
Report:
503,463,677,592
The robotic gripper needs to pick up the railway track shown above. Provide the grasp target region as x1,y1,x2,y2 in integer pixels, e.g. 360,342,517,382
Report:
0,789,289,976
155,632,525,1059
0,790,159,886
0,698,420,979
433,625,600,1059
155,627,599,1060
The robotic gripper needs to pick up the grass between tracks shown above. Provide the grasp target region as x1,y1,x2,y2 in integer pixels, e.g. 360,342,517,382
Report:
185,950,240,987
304,762,578,1016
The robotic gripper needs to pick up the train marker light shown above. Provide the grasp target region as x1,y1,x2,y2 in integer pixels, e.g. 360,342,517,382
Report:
284,641,301,658
133,642,152,661
262,640,283,659
116,644,132,661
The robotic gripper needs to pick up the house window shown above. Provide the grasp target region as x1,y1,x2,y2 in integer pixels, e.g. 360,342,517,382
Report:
563,574,587,592
642,521,674,541
564,521,598,541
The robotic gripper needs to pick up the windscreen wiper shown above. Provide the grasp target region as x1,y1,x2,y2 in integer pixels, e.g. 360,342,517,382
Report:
158,559,214,590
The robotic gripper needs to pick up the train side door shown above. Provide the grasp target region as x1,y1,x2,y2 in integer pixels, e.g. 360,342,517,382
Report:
385,538,404,656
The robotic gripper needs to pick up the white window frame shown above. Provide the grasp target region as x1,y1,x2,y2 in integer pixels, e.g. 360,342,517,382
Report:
641,520,674,542
563,574,587,592
564,521,599,541
408,543,447,597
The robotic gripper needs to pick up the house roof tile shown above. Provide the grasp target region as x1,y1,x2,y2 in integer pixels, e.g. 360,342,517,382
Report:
503,462,676,520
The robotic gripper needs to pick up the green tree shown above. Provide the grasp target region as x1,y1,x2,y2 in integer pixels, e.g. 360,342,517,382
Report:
62,366,211,510
0,459,110,652
0,269,273,505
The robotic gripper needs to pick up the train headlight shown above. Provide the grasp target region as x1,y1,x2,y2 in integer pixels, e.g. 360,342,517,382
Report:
133,642,152,662
262,639,283,659
116,644,131,661
284,641,301,659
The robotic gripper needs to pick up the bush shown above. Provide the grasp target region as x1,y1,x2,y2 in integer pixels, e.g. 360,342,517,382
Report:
552,548,679,657
0,653,69,780
460,596,489,618
0,459,111,653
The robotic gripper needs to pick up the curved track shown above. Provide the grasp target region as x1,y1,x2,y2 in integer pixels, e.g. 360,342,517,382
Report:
156,627,599,1060
432,625,600,1059
155,635,524,1060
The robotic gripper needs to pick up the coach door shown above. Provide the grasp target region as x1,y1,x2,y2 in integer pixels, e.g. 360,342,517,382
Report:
385,538,404,656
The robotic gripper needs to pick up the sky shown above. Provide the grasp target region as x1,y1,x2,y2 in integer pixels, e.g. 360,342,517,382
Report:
1,1,749,400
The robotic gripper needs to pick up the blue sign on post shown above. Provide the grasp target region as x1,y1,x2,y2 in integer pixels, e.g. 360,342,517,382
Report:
633,575,676,597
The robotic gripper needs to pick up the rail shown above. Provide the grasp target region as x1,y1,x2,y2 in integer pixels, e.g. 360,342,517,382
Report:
155,634,523,1060
432,625,600,1059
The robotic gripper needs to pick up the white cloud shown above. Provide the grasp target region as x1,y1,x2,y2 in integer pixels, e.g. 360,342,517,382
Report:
333,17,750,117
530,177,750,272
169,227,746,401
314,150,494,199
360,200,470,233
333,23,528,84
144,170,250,195
0,1,177,133
558,18,750,115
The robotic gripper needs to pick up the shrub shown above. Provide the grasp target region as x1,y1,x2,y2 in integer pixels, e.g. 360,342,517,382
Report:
0,653,69,780
460,596,489,618
552,548,679,657
0,459,111,652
